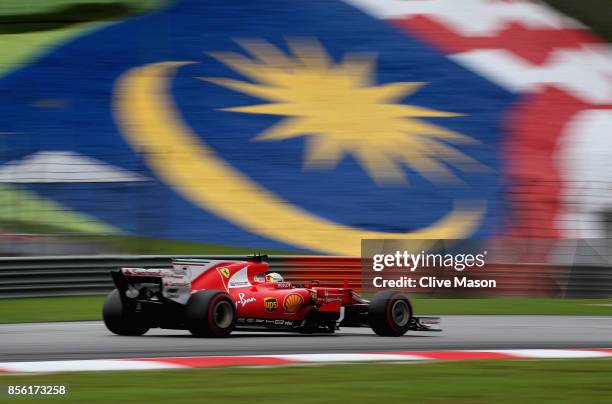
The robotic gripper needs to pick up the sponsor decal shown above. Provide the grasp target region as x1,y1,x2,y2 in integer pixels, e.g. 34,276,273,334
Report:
237,292,256,307
264,297,278,312
230,281,250,287
266,319,296,326
218,267,230,278
236,318,298,328
283,293,304,313
122,267,175,277
274,282,292,289
228,266,252,288
253,274,265,283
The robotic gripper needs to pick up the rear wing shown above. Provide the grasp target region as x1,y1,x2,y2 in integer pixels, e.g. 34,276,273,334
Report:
111,259,242,305
111,267,191,305
121,267,180,278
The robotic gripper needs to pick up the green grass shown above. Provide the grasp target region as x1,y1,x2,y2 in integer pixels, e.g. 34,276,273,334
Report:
0,185,120,235
0,1,165,77
0,295,105,323
1,360,612,403
0,0,163,16
414,297,612,316
2,296,612,324
0,2,141,35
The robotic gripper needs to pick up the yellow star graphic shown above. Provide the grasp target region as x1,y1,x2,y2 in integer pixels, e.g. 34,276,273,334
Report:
200,38,484,185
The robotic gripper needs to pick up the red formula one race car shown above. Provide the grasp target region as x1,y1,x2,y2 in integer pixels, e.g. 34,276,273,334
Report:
103,255,440,337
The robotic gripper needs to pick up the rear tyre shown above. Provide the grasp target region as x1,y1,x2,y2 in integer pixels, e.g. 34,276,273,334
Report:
186,290,235,337
102,289,150,336
368,290,412,336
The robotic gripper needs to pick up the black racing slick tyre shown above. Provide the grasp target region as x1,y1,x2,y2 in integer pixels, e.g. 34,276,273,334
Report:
368,290,412,336
102,289,150,336
186,290,236,338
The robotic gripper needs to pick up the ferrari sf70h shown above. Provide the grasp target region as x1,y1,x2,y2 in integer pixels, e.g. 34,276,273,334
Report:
103,255,440,337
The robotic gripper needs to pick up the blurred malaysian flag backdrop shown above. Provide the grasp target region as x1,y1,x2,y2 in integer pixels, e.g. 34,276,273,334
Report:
0,0,611,256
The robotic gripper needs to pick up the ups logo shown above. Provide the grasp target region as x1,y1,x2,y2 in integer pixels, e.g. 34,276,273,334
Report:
264,297,278,312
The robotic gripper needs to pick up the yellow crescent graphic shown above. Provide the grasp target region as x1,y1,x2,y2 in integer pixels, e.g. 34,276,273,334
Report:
113,61,485,255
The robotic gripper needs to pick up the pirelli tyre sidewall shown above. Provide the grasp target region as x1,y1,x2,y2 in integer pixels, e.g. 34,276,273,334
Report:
368,290,412,336
186,290,236,338
102,289,150,336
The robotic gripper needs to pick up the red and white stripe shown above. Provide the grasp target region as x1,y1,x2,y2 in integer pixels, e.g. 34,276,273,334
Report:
1,349,611,373
345,0,612,241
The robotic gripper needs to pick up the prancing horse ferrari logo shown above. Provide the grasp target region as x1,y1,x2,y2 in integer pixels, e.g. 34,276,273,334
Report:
218,267,230,279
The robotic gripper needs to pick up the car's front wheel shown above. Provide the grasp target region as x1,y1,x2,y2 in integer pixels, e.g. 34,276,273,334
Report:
102,289,150,336
368,290,412,336
185,290,235,337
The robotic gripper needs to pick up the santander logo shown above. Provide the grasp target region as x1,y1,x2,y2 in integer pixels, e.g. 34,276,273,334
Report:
237,292,256,307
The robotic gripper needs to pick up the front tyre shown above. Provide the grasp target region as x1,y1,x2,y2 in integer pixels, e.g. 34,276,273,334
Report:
102,289,150,336
186,290,235,337
368,290,412,336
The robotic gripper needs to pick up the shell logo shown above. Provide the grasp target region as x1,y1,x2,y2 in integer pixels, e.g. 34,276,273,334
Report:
283,293,304,314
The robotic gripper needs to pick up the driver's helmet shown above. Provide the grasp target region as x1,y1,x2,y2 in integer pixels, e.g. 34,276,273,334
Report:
265,272,284,283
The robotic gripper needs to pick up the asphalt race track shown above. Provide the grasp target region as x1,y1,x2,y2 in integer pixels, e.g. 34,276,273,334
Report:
1,316,611,362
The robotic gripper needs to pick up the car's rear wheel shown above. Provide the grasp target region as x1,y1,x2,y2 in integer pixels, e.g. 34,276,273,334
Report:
102,289,150,336
368,290,412,336
186,290,235,337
